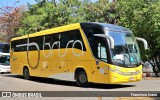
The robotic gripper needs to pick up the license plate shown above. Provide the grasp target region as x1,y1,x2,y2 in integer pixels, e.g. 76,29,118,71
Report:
129,77,134,80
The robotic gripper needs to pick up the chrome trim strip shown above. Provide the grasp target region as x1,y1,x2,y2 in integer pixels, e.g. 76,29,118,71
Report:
108,67,142,76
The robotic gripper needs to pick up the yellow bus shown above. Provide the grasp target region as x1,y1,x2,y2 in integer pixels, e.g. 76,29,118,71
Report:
10,22,148,86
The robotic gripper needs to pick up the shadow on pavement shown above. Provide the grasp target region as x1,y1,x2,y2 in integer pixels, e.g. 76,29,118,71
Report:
1,73,135,89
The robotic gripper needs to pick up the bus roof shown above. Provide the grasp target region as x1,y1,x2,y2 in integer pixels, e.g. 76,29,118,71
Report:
11,22,132,41
11,23,80,41
80,22,132,33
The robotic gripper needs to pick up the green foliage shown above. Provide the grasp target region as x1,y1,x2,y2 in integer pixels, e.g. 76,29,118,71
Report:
17,0,117,35
116,0,160,60
84,1,107,22
17,0,87,35
84,0,118,23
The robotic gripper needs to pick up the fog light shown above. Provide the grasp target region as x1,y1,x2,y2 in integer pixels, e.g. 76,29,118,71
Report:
113,77,117,80
129,77,134,80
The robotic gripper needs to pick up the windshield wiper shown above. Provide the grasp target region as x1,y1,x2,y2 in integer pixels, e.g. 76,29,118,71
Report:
130,51,139,65
126,43,138,65
122,45,132,65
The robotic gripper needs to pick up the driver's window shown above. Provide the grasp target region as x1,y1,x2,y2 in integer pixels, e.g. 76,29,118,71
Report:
96,37,108,62
98,42,107,59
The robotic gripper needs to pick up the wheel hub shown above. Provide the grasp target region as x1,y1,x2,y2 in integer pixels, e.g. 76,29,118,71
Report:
79,74,86,83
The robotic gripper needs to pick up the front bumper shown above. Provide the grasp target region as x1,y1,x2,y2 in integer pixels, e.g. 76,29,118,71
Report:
108,67,142,84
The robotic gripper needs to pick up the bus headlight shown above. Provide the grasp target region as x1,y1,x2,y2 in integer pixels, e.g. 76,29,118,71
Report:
108,67,120,73
108,67,115,72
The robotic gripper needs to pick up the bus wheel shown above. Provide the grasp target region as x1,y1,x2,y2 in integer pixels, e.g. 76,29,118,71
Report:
23,67,30,80
76,71,89,87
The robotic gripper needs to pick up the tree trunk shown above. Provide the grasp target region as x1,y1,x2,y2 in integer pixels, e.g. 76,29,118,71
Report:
155,57,160,73
148,58,159,77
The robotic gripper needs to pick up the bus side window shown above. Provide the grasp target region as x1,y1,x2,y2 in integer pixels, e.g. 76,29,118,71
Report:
21,39,27,51
60,32,69,49
60,30,86,51
29,36,43,51
43,34,52,50
72,30,85,50
13,41,17,52
51,33,60,49
37,36,43,50
15,40,22,52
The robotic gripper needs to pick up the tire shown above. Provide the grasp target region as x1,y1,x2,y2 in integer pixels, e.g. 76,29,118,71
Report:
23,67,30,80
76,71,89,87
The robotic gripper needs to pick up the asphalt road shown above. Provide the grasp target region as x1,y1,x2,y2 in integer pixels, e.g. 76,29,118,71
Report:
0,73,160,100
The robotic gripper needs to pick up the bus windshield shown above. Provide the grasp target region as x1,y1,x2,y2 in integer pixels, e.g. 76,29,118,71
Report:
108,31,141,67
0,55,10,65
0,43,10,53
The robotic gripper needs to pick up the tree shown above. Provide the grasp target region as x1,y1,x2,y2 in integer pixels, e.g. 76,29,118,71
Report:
116,0,160,76
82,0,120,24
17,0,86,35
0,0,24,42
17,0,119,35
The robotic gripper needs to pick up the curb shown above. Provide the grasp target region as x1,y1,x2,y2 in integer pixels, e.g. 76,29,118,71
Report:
142,77,160,80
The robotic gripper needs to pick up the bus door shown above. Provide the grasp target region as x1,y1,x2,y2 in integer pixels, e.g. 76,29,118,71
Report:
91,37,110,84
10,42,19,73
12,45,28,74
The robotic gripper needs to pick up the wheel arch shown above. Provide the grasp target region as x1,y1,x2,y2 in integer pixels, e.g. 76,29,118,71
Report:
74,67,87,80
23,65,29,72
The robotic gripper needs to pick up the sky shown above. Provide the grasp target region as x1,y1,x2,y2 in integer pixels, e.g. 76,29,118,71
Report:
0,0,102,8
0,0,36,7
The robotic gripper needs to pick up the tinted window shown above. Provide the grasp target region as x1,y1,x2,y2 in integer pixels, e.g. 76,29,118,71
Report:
0,43,10,53
60,30,86,51
0,55,10,65
11,29,86,52
11,39,27,52
50,33,60,49
82,28,104,56
29,36,43,51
